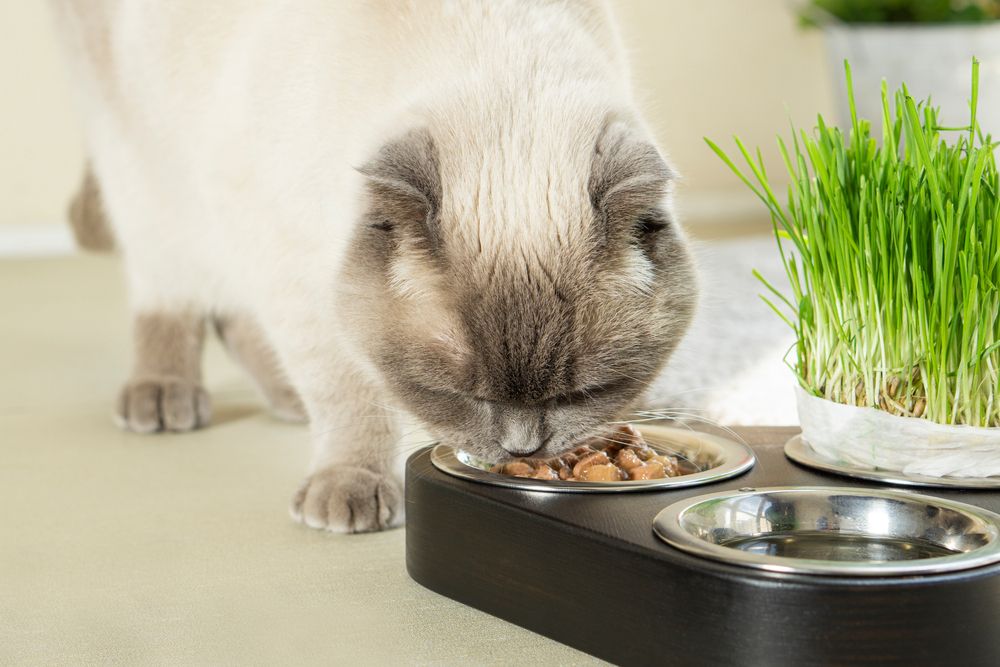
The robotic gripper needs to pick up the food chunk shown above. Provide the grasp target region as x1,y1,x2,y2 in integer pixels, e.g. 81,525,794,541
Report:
578,463,626,482
487,424,690,483
628,460,666,480
572,451,611,479
492,460,535,477
531,465,558,481
615,448,644,471
649,454,679,477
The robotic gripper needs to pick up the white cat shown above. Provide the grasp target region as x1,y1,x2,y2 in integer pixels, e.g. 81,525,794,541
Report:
51,0,697,532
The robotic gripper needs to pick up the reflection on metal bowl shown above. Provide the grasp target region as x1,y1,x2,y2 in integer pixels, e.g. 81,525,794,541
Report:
431,424,755,493
653,486,1000,576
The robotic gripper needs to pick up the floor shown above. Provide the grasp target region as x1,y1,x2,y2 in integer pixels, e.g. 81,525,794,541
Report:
0,255,602,665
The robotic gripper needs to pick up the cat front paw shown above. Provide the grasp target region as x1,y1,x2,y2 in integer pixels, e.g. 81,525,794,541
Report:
115,377,211,433
290,465,403,533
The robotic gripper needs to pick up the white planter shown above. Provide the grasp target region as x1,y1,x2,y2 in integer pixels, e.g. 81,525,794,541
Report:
823,23,1000,134
796,387,1000,478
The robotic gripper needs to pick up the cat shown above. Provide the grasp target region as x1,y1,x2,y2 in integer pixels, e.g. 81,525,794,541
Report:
51,0,697,532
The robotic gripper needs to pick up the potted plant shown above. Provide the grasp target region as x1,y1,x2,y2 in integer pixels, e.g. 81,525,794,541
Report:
707,60,1000,478
799,0,1000,134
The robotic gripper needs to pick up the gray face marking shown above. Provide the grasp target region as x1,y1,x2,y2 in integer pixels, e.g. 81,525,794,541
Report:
339,121,697,462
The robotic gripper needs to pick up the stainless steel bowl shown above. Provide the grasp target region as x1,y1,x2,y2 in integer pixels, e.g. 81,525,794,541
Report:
653,486,1000,576
785,435,1000,489
430,424,755,493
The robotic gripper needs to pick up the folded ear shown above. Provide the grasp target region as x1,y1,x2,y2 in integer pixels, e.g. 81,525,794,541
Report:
358,128,442,248
588,119,675,244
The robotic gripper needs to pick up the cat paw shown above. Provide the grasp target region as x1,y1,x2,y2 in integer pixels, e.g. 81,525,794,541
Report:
290,465,403,533
115,377,211,433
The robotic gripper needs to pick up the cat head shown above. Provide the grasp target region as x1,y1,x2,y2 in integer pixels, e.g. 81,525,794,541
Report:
339,115,697,461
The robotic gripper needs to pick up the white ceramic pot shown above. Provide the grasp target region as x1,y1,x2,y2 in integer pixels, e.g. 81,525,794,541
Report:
823,23,1000,133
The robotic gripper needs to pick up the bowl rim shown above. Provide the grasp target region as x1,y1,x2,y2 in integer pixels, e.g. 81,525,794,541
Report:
653,486,1000,576
785,435,1000,490
430,423,756,493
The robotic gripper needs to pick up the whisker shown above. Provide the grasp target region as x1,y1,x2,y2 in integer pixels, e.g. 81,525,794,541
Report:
654,413,748,446
613,409,749,447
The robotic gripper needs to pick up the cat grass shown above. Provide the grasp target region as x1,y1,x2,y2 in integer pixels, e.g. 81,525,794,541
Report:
707,59,1000,428
799,0,1000,25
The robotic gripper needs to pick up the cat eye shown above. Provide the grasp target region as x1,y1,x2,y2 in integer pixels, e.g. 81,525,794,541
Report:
635,214,667,235
557,380,626,405
560,386,605,404
369,220,394,232
468,385,613,408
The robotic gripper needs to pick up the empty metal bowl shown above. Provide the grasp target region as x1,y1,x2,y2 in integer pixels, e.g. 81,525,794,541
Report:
430,424,755,493
653,486,1000,576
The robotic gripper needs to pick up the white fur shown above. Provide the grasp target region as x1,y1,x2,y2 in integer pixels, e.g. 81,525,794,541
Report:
51,0,651,531
52,0,631,349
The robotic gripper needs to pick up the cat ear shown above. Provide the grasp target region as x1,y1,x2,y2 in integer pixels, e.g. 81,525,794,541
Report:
358,128,442,247
588,119,675,244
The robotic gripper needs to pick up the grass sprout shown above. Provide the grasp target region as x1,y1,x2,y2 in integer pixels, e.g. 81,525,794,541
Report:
707,59,1000,428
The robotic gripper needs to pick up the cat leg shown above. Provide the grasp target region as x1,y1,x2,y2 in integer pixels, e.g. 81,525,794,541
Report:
280,341,404,533
213,313,306,422
115,311,211,433
68,162,115,252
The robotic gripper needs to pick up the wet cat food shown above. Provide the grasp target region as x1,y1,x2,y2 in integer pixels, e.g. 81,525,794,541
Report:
490,424,685,482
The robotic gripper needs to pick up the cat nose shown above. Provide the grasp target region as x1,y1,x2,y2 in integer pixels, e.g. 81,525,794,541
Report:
501,441,542,456
500,422,553,456
499,420,544,456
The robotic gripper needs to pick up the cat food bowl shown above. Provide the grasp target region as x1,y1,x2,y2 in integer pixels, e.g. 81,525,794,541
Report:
430,424,755,493
653,486,1000,576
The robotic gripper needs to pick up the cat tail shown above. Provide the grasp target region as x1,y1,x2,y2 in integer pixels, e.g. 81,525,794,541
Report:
68,163,115,252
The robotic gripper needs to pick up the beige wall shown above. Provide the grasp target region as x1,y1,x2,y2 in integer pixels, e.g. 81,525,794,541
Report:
0,0,833,228
1,2,85,227
617,1,835,213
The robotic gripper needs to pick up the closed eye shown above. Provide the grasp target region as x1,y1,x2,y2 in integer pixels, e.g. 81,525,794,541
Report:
466,382,622,407
464,379,632,407
557,379,629,405
635,212,668,235
560,387,603,404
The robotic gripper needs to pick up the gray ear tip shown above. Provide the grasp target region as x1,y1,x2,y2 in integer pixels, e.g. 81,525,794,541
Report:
590,118,676,217
360,127,440,184
657,157,679,183
359,126,443,239
596,115,670,164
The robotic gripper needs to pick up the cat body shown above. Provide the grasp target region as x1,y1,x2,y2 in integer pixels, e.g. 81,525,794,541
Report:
52,0,697,532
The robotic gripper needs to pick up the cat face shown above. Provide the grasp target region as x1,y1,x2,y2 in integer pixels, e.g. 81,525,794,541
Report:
339,119,697,462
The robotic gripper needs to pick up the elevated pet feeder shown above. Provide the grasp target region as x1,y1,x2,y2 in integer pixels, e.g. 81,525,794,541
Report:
406,426,1000,665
